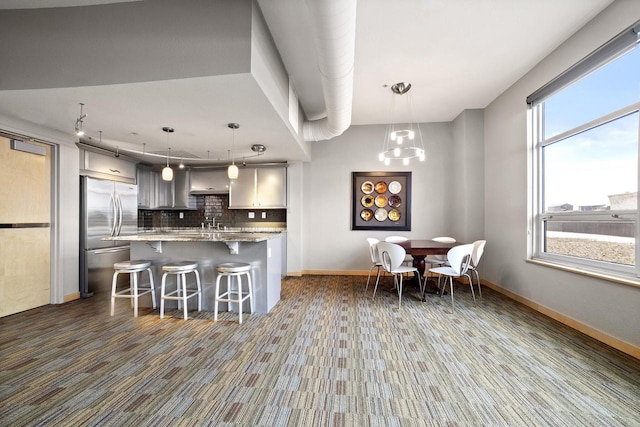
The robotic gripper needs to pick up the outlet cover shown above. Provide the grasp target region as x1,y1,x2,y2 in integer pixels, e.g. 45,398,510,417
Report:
248,211,255,219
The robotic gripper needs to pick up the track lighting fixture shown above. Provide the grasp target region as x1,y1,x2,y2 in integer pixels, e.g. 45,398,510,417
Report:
75,103,87,136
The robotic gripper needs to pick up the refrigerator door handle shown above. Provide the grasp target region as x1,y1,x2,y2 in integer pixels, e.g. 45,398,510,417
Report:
115,193,123,236
88,246,130,255
109,192,117,236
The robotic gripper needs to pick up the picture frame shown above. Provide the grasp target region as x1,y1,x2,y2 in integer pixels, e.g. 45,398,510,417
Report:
351,171,411,231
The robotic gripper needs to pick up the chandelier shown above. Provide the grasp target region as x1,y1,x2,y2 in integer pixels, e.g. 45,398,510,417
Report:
379,82,425,165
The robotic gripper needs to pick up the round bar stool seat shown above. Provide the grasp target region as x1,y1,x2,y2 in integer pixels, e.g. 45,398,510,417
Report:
214,262,254,324
160,261,202,320
110,260,156,317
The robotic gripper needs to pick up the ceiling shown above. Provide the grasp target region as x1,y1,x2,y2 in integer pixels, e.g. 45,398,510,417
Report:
0,0,613,166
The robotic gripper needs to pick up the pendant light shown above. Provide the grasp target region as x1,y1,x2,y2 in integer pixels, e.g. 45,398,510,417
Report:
162,127,174,181
227,123,239,179
379,82,425,165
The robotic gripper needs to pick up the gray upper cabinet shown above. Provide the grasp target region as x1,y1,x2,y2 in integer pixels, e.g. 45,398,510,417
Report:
190,168,230,194
229,166,286,208
80,147,137,183
136,165,154,208
136,167,193,210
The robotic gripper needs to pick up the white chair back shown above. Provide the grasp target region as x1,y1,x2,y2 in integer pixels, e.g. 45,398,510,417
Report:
385,235,408,243
471,240,486,267
367,237,380,264
446,243,474,275
432,236,456,243
377,242,406,273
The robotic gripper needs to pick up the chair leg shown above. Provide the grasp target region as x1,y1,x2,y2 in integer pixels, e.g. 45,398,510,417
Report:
366,264,375,290
194,270,202,311
132,271,139,317
398,274,403,309
214,274,222,321
181,272,188,320
473,269,482,299
247,272,254,314
466,273,476,304
160,273,167,319
147,267,157,309
449,277,455,310
237,275,243,324
372,270,382,299
110,271,118,316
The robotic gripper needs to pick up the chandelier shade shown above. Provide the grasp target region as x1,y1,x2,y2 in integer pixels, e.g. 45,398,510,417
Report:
379,82,425,165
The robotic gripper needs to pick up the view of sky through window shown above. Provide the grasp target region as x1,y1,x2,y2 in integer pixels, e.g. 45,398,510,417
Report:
542,46,640,210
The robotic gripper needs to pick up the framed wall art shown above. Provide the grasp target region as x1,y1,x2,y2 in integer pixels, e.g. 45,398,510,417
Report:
351,171,411,231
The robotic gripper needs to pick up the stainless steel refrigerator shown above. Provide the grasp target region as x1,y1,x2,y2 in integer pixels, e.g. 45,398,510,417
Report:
80,176,138,297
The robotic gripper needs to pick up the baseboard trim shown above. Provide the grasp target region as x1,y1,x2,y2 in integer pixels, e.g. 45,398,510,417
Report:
63,292,80,303
481,279,640,360
292,270,639,359
302,270,369,276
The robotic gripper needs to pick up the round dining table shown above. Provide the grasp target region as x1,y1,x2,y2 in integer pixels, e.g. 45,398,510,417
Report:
396,239,459,294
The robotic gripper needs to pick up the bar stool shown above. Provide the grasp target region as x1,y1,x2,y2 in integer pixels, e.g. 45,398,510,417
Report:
110,260,156,317
160,261,202,320
214,262,254,324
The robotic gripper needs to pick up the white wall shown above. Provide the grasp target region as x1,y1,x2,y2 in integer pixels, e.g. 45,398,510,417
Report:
483,0,640,347
302,122,461,272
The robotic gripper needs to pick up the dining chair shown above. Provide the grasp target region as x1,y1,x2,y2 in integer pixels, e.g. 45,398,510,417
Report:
366,238,383,292
423,236,456,279
467,240,487,299
375,242,423,308
384,235,413,266
428,243,474,310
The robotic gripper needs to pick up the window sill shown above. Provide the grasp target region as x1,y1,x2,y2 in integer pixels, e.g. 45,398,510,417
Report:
527,258,640,289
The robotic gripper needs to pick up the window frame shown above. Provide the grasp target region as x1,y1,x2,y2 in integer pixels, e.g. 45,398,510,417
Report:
529,45,640,281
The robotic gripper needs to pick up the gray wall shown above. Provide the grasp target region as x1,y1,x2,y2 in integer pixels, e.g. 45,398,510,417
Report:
451,109,485,243
483,0,640,347
300,122,461,272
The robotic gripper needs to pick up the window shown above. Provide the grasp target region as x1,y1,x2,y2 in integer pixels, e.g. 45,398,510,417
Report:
530,22,640,279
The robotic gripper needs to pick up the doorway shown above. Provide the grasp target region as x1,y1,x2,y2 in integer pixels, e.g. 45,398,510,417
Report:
0,136,51,317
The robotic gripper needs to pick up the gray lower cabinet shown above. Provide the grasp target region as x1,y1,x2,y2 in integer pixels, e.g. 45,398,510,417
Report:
229,166,286,208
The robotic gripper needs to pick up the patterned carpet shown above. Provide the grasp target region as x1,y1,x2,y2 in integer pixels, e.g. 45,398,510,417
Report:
1,275,639,426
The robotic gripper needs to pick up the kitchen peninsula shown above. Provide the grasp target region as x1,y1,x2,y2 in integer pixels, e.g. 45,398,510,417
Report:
109,230,284,315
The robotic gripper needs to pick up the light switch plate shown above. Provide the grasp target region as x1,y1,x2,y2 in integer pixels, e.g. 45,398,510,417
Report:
261,211,266,219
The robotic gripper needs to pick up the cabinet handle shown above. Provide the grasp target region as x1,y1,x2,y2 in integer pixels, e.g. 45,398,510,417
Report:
109,168,121,174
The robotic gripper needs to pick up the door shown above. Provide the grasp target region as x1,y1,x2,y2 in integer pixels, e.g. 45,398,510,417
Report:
0,136,51,317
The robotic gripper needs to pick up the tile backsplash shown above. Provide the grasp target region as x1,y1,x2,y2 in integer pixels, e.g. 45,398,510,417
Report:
138,194,286,229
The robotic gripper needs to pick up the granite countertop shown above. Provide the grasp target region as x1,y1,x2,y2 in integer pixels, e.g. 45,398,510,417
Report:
106,228,285,243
